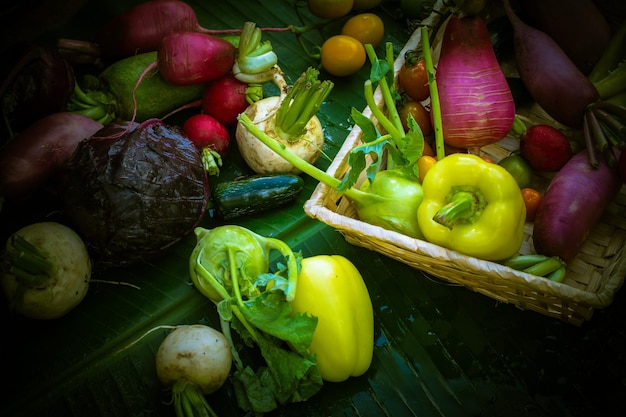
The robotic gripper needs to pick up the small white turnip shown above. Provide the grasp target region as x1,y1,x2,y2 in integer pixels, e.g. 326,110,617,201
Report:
156,324,232,416
0,221,91,320
235,67,332,174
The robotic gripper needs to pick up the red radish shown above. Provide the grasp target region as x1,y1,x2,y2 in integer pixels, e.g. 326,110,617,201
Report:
435,14,515,152
520,125,573,172
150,32,236,86
0,112,103,203
183,114,230,156
202,75,250,126
95,0,239,61
532,150,622,261
128,32,236,127
503,0,600,128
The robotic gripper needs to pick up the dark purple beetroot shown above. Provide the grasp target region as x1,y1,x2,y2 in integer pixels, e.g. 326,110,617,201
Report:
61,119,209,267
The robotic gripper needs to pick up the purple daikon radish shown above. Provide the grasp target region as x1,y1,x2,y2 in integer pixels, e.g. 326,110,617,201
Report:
503,0,600,128
436,14,515,153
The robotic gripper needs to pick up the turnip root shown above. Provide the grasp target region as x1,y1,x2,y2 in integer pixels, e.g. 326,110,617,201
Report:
1,221,91,320
156,324,231,417
235,67,331,174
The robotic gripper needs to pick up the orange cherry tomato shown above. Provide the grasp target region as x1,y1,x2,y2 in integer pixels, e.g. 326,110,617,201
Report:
398,52,430,102
341,13,385,47
417,155,437,182
398,100,433,136
521,187,543,222
308,0,354,19
320,35,366,77
422,140,435,157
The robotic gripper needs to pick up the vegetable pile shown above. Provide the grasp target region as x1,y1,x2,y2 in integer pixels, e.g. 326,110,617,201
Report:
188,225,374,414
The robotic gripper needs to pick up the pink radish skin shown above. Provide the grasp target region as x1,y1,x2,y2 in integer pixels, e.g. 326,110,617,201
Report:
182,114,230,157
156,32,236,86
532,150,622,262
436,15,515,151
202,75,249,126
0,112,103,203
96,0,235,61
503,0,600,128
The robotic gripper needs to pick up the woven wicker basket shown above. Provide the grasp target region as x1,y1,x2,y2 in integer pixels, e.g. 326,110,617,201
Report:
304,2,626,325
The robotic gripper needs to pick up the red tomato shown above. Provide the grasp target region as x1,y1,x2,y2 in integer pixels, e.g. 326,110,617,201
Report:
398,52,430,102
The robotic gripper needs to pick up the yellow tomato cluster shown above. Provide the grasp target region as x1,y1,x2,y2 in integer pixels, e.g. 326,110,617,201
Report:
308,0,385,77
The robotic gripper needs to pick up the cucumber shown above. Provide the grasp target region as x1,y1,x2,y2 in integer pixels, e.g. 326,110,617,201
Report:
212,174,304,219
71,52,206,123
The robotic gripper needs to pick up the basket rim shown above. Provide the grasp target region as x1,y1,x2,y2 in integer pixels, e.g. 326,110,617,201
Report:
303,4,626,312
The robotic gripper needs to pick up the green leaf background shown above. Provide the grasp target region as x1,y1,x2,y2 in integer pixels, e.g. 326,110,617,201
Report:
1,1,626,416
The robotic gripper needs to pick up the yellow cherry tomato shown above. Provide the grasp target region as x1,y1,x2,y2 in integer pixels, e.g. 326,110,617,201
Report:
352,0,383,10
321,35,366,77
308,0,354,19
417,155,437,183
341,13,385,47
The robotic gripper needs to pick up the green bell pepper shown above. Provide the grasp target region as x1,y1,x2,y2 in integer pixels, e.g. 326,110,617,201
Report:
417,153,526,261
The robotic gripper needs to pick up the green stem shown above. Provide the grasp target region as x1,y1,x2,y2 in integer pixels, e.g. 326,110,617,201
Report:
588,21,626,83
172,380,218,417
274,67,333,141
262,238,299,302
433,185,486,229
421,26,445,161
363,44,404,141
238,113,375,205
510,115,528,138
227,246,260,343
363,80,403,141
593,60,626,100
5,235,56,286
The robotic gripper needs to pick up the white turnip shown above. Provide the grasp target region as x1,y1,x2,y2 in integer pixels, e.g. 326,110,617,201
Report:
0,221,91,320
156,324,232,417
236,67,331,174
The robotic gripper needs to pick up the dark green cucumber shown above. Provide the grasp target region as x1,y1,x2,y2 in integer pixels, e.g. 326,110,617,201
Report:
212,174,304,219
71,52,206,123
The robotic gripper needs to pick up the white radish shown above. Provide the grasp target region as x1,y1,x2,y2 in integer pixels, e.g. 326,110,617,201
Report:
1,221,91,320
156,324,232,417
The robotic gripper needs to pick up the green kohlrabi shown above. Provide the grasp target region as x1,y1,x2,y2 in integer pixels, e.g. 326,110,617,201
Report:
188,225,322,415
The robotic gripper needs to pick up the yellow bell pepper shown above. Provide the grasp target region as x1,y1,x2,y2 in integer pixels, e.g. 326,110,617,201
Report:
417,153,526,261
290,255,374,382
